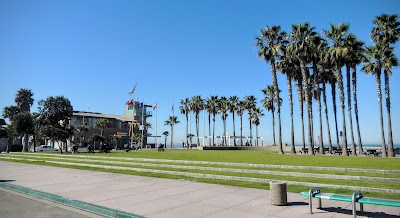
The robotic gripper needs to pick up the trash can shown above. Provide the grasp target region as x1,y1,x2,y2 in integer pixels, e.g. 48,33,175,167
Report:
270,181,287,206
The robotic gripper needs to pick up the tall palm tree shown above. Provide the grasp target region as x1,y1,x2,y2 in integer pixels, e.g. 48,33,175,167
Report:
252,107,264,146
277,52,297,154
319,66,335,153
209,96,219,146
324,23,351,156
217,97,228,146
204,97,213,146
244,95,256,146
191,95,203,147
262,86,281,147
228,96,239,146
371,13,400,157
164,116,179,149
312,77,325,155
345,34,366,155
362,45,387,157
293,68,306,151
236,100,246,146
180,98,191,148
288,22,318,155
329,74,340,149
162,131,169,148
14,88,34,152
256,25,287,153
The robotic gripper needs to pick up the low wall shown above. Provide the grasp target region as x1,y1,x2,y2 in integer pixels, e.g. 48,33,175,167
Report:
200,144,288,151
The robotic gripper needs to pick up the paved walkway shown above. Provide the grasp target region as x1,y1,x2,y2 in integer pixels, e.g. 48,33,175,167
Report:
0,161,399,217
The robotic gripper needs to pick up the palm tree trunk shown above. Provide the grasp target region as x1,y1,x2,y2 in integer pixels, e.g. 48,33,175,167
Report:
322,83,333,153
171,125,173,149
212,114,216,146
271,109,276,146
186,113,189,148
23,133,29,152
196,114,200,147
300,59,314,155
270,59,283,154
331,82,340,149
346,65,356,156
384,70,394,157
223,119,227,146
352,66,363,155
240,115,243,146
287,75,295,154
375,72,387,157
208,113,211,146
256,125,259,146
317,87,324,155
297,78,306,151
336,64,348,156
249,120,252,146
232,113,236,146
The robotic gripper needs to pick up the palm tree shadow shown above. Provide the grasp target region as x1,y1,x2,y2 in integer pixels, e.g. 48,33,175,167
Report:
0,180,16,183
321,207,398,218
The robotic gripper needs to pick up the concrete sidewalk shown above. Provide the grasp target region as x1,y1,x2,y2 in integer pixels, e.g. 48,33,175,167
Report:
0,161,398,217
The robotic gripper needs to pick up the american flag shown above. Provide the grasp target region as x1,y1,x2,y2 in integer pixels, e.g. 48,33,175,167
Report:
128,83,137,94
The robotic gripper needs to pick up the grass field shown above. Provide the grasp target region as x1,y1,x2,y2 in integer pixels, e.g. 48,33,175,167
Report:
1,149,399,200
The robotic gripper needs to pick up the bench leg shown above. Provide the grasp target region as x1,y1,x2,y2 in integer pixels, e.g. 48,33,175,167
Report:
360,203,363,212
317,198,321,209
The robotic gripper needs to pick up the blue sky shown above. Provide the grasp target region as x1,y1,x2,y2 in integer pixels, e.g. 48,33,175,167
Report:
1,0,399,146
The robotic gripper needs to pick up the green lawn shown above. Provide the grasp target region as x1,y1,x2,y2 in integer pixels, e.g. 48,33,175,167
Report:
1,149,400,200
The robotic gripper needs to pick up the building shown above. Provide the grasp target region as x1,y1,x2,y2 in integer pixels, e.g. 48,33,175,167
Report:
69,100,153,149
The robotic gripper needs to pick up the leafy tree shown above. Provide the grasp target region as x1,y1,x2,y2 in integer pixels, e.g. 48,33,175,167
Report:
38,96,74,154
2,89,34,151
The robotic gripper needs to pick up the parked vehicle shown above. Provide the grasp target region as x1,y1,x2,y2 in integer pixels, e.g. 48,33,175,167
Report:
37,145,58,152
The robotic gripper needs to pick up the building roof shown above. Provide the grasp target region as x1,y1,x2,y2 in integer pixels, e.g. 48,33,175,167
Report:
73,111,137,123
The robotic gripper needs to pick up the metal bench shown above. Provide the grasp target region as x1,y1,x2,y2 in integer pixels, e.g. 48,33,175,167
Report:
300,187,400,217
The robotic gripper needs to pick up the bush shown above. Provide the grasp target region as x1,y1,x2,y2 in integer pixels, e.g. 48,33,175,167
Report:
10,144,23,152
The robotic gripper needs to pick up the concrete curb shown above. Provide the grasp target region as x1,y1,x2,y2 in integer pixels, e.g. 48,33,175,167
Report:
3,156,399,194
8,154,400,183
17,152,400,174
0,182,144,218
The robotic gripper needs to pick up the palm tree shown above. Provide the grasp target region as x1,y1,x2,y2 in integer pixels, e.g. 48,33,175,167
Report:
228,96,239,146
236,100,246,146
14,88,34,152
262,86,281,147
362,45,387,157
288,22,318,155
371,13,400,157
75,125,89,146
94,118,110,136
256,25,287,153
312,78,324,155
162,131,169,148
244,95,256,146
252,107,264,146
293,68,306,151
277,52,297,154
324,23,351,156
319,66,335,153
209,96,219,146
204,97,213,146
180,98,191,148
217,97,228,146
345,34,366,155
187,133,195,148
190,95,203,147
164,116,179,149
329,74,340,149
